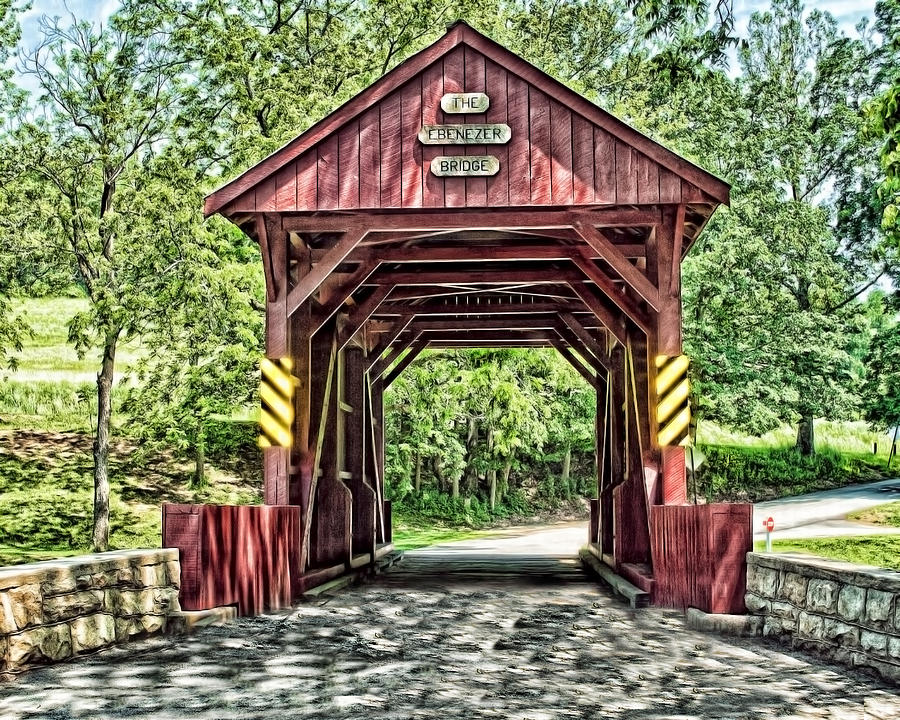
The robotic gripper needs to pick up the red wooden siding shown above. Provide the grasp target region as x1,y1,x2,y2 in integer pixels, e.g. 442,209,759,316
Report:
650,503,752,614
162,504,300,615
234,45,705,213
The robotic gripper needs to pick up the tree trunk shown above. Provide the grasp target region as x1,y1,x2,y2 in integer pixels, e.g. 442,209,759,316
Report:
92,329,119,552
486,428,496,510
451,473,459,499
501,461,512,502
796,413,815,456
193,431,206,488
561,446,572,491
414,451,422,493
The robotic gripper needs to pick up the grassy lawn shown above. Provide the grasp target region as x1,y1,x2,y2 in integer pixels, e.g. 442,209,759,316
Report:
848,501,900,527
756,536,900,572
0,428,261,565
8,297,144,382
392,525,498,550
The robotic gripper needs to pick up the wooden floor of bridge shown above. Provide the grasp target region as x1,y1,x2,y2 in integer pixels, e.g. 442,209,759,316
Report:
380,550,591,587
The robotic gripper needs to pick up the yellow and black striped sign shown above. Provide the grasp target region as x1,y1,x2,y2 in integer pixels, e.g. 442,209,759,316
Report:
259,357,295,448
655,354,691,447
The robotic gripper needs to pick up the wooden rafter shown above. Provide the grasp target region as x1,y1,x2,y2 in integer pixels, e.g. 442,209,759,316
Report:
287,227,368,316
383,339,431,388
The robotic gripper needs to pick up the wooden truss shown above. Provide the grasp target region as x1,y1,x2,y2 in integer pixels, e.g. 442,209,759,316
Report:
246,204,700,587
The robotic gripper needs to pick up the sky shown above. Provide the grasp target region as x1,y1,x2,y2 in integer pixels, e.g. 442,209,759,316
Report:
16,0,880,53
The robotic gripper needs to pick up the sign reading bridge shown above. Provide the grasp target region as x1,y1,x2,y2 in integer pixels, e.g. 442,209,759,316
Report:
419,93,510,177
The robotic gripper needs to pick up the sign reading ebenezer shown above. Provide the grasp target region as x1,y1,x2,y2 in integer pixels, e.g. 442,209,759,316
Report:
418,123,511,145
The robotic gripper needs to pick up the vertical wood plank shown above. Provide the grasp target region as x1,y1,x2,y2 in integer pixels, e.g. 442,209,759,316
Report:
358,106,381,208
400,77,423,208
316,135,339,210
296,150,318,211
256,176,278,211
681,181,703,202
485,60,509,206
572,115,594,205
615,141,638,204
594,128,616,204
421,62,444,207
550,101,573,205
659,167,682,203
338,120,360,209
507,73,530,205
442,47,466,207
636,152,660,204
274,162,297,211
529,87,551,204
380,91,403,208
464,47,487,207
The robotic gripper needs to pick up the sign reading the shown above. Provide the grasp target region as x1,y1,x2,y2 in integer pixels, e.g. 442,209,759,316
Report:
430,155,500,177
764,517,775,532
418,123,511,145
441,92,490,114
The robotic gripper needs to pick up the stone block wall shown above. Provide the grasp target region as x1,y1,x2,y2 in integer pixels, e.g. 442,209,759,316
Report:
0,549,181,676
746,552,900,683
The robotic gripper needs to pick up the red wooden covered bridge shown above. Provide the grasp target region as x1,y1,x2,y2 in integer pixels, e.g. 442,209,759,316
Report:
163,21,751,616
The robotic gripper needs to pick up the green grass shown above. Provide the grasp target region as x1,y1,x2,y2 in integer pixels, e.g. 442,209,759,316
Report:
392,525,497,550
848,501,900,528
696,444,891,503
697,419,892,457
0,429,261,565
7,296,144,382
755,536,900,571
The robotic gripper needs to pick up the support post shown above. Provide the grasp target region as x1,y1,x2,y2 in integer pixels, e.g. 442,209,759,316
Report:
260,214,292,506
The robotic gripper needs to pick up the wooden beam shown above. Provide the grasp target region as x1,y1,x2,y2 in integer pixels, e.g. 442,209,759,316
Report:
383,339,430,388
286,227,368,316
406,316,603,332
283,207,659,234
572,220,660,311
254,214,277,302
571,254,652,334
374,301,588,316
554,323,609,375
312,260,379,331
550,338,597,384
559,312,612,372
370,330,420,380
346,244,646,263
369,268,580,286
567,282,627,346
336,285,394,351
366,314,415,373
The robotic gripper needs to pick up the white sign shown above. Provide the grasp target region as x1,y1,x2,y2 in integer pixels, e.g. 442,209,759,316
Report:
418,124,511,145
430,155,500,177
441,92,490,114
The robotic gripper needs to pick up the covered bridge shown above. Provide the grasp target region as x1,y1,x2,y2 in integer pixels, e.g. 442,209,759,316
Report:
164,21,750,615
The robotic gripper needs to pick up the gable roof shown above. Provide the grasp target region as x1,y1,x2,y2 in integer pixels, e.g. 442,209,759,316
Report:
204,21,729,217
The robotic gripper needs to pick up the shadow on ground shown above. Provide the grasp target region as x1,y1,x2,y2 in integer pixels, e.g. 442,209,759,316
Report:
1,552,898,719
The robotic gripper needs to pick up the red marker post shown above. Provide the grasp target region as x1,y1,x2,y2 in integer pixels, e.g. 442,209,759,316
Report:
764,517,775,552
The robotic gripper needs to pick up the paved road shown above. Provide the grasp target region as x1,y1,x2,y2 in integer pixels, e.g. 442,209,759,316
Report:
753,478,900,540
2,526,897,720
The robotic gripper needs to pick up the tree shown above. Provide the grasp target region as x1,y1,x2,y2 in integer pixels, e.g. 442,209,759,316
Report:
865,0,900,281
5,9,212,550
122,224,265,487
681,0,883,454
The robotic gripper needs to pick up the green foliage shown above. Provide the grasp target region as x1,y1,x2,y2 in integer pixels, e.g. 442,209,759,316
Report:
696,444,889,503
385,349,595,518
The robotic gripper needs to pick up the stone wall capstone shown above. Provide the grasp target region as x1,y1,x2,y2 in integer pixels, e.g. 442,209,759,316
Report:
746,552,900,684
0,549,180,677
